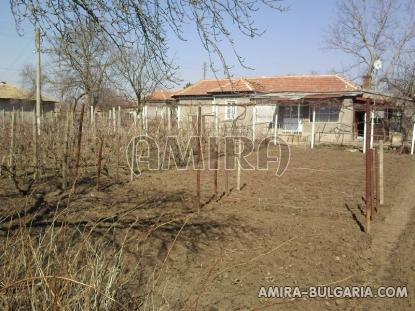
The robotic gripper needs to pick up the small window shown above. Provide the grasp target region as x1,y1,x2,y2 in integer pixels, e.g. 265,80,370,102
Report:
225,101,236,120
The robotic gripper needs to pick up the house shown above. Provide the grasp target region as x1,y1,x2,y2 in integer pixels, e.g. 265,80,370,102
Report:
156,75,411,145
0,81,56,120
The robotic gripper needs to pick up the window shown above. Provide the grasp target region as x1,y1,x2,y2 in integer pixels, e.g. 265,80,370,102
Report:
225,101,236,120
311,106,340,123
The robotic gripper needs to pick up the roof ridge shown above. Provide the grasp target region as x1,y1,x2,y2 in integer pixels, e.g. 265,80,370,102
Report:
334,74,360,90
241,78,254,91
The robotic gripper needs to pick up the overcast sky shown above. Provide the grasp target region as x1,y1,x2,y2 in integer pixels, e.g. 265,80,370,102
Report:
0,1,354,88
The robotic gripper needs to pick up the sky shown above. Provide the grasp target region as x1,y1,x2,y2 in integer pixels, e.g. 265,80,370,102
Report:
0,1,354,88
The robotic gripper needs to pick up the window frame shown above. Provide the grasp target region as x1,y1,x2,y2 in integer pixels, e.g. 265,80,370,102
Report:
225,100,236,120
311,106,340,123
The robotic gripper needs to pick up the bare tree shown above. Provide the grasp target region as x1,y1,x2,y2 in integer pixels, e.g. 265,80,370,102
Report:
325,0,415,86
10,0,285,77
19,64,50,94
50,17,113,109
387,58,415,99
112,46,176,116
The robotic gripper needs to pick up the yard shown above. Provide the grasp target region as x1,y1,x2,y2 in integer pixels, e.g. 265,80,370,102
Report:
1,144,414,310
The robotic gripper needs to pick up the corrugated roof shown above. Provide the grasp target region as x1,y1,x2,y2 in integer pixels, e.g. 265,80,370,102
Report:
174,75,360,96
0,82,55,102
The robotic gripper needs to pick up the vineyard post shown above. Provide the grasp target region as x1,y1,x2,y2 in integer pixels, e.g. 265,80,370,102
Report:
96,137,104,191
214,136,218,199
311,105,316,149
379,140,384,205
365,100,373,234
9,107,15,176
62,108,71,189
167,105,171,133
32,106,39,178
195,105,202,210
74,102,85,184
117,106,121,130
363,113,367,154
411,122,415,155
236,138,241,191
371,147,379,217
112,107,116,132
2,108,4,129
130,137,136,182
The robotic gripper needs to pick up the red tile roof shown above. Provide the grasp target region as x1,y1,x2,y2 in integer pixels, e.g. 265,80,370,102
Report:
174,75,359,96
146,90,176,101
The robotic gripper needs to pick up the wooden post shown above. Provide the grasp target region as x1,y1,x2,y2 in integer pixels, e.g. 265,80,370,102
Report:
311,105,316,149
365,101,372,234
32,107,39,178
379,140,384,206
35,25,42,136
62,109,70,190
96,137,103,191
371,148,379,214
196,105,202,210
236,138,241,191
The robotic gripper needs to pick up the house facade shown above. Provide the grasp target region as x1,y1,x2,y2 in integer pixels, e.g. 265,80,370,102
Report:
0,82,56,121
145,75,413,145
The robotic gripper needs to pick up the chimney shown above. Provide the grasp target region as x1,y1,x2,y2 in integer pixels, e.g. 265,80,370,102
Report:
362,75,372,89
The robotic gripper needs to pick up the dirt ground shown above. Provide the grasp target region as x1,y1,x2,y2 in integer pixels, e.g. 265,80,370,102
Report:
1,146,414,310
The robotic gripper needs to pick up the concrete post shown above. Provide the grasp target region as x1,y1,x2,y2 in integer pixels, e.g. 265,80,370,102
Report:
363,113,367,154
273,105,279,145
311,105,316,149
252,105,256,141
